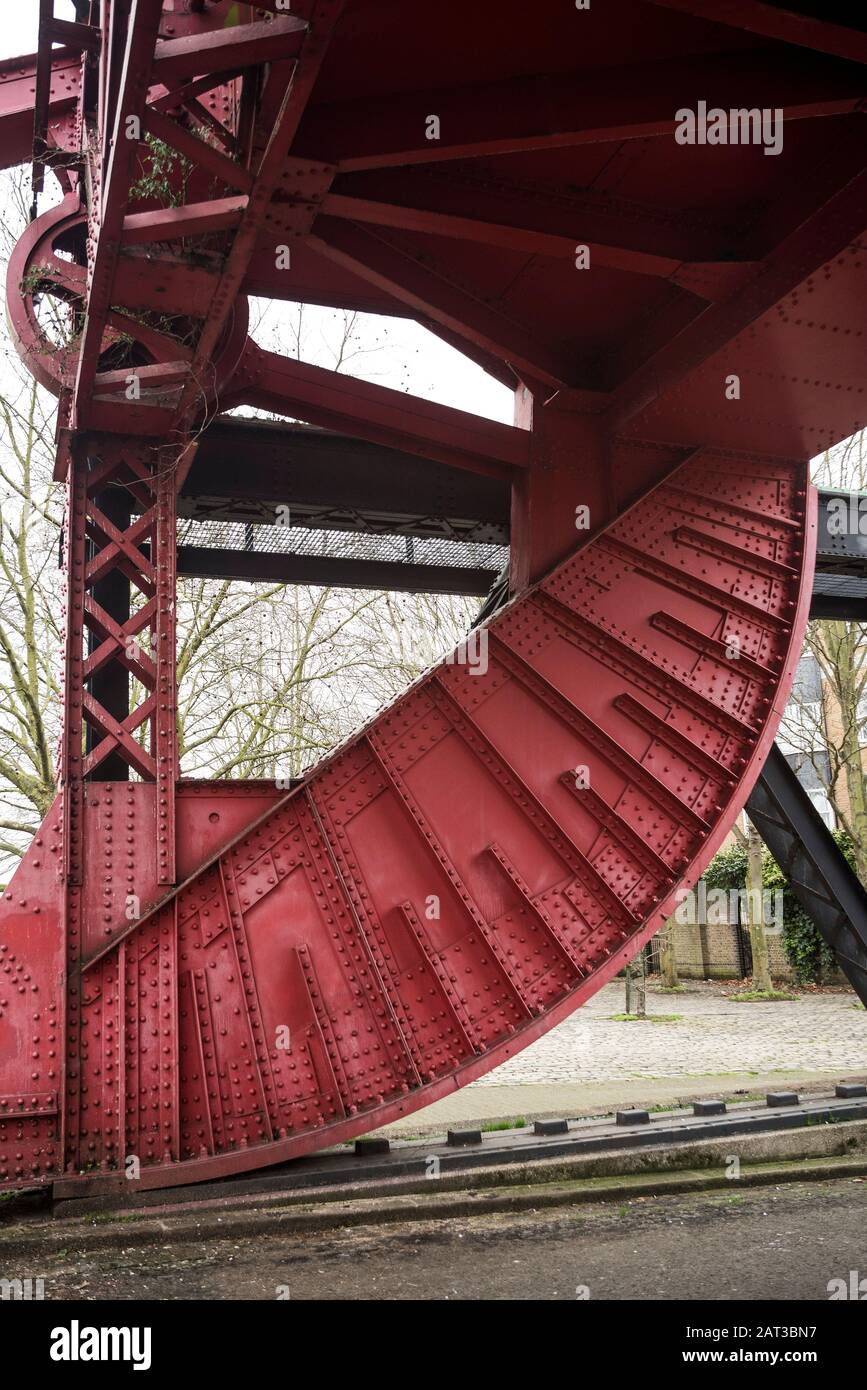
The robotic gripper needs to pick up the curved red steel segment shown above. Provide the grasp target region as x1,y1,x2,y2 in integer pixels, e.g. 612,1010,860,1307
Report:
7,197,249,404
0,0,863,1195
1,451,814,1194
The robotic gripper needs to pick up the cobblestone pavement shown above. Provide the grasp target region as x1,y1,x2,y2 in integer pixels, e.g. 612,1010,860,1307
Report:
377,981,867,1134
470,981,867,1086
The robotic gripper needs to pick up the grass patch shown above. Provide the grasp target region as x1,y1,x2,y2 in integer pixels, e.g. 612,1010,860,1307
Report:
730,989,799,1003
608,1012,682,1023
652,985,687,994
480,1117,527,1132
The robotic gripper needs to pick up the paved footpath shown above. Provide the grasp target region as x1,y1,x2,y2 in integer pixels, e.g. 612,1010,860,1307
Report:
377,981,867,1135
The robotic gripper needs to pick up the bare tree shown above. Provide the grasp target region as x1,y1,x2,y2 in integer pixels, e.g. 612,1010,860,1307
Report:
744,821,772,992
174,579,388,779
624,948,646,1017
0,370,63,861
658,914,680,989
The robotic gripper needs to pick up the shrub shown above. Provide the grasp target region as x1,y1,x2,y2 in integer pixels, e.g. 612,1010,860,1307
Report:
701,834,850,985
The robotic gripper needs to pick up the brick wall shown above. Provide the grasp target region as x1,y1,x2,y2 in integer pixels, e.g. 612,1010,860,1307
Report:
657,922,828,983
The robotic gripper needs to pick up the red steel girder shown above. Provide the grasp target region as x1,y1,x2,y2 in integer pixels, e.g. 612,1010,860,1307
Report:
610,160,867,434
308,221,576,388
180,416,511,532
298,50,866,171
151,14,307,83
644,0,867,66
321,169,762,295
32,0,60,203
319,179,766,309
231,343,530,478
178,547,499,597
0,47,80,172
44,18,101,54
71,0,165,429
121,196,249,244
323,191,700,284
170,0,344,433
6,197,246,428
741,135,867,256
141,106,254,193
148,73,240,150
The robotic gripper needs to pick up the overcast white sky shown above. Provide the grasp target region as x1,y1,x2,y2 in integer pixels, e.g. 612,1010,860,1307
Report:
1,0,514,423
1,0,76,61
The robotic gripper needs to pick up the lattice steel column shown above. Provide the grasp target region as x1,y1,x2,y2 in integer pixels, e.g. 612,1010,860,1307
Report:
58,440,180,1174
60,440,180,884
86,479,131,781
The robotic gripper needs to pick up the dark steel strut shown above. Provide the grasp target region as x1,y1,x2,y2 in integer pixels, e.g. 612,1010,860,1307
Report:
747,744,867,1008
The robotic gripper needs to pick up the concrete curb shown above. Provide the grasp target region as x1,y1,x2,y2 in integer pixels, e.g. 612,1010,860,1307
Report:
3,1141,867,1259
45,1088,867,1218
374,1069,867,1137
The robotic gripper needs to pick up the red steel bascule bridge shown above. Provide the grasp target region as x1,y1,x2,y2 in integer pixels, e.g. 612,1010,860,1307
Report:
1,0,867,1199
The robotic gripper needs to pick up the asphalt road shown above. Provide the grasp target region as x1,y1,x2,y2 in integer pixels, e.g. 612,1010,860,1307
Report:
32,1176,867,1301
